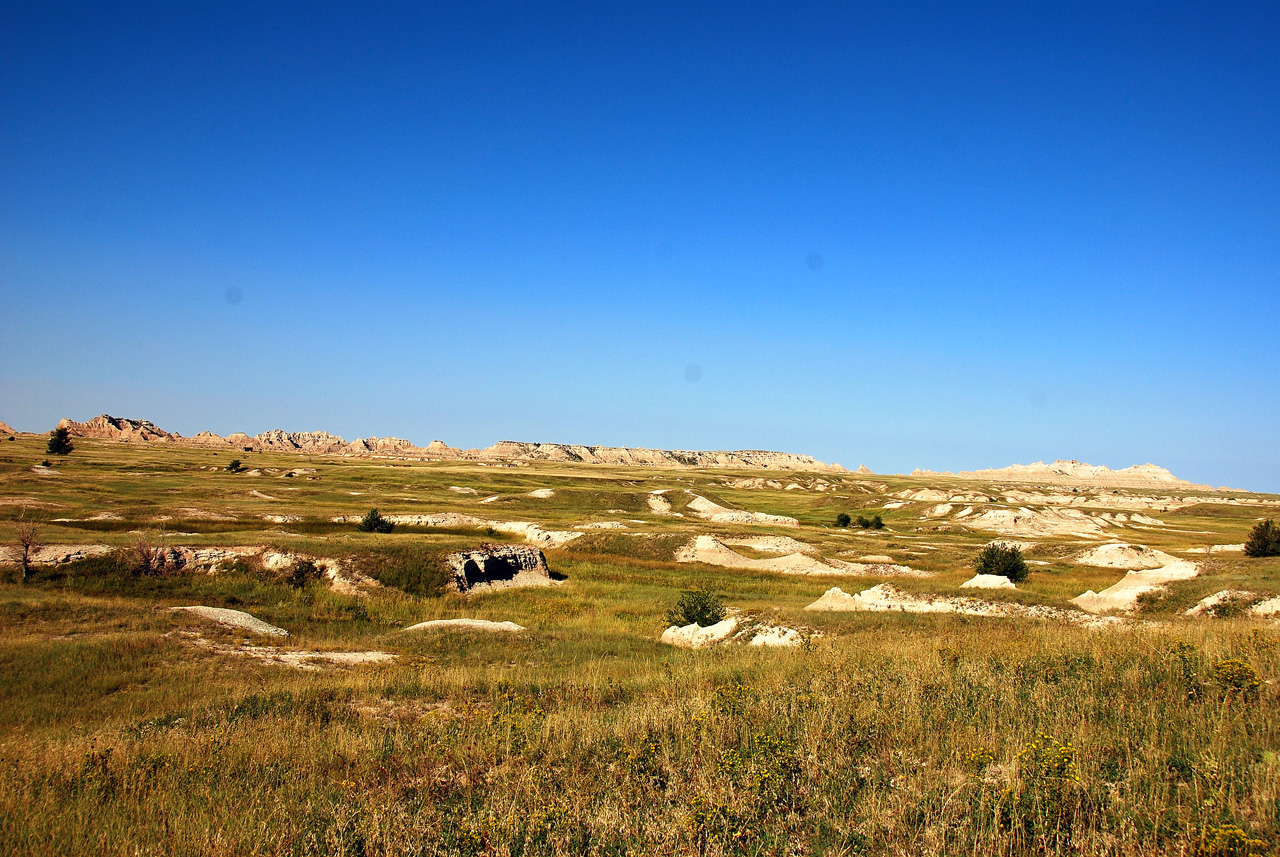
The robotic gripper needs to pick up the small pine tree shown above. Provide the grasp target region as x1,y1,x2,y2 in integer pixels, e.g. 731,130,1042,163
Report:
1245,519,1280,558
46,427,74,455
664,586,727,628
357,508,394,533
870,514,884,530
974,542,1029,582
225,459,242,473
835,512,851,528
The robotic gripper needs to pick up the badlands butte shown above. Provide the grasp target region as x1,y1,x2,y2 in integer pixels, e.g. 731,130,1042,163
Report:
3,412,1280,855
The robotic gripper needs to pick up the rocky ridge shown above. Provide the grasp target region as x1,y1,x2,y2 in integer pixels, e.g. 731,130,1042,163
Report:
54,414,845,472
911,459,1212,490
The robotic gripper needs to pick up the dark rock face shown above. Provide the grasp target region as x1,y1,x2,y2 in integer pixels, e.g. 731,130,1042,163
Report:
445,545,553,593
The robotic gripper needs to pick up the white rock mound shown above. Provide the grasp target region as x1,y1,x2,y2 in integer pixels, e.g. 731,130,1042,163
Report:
1073,542,1177,570
1070,546,1199,614
403,618,525,632
961,574,1016,590
661,617,740,649
171,606,289,637
685,494,799,527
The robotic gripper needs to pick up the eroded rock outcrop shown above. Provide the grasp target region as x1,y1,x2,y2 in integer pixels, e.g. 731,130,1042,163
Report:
445,545,558,594
54,414,845,471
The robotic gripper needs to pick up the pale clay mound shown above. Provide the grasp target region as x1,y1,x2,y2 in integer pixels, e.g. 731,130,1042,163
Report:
676,535,924,577
448,486,478,494
1072,543,1179,570
1252,597,1280,617
660,615,813,649
647,491,677,515
684,494,800,527
1185,591,1280,619
403,618,525,633
1070,543,1200,614
805,584,1119,626
171,606,289,637
1,544,113,565
526,488,555,498
961,574,1017,590
962,507,1108,538
1184,591,1256,618
1182,544,1246,556
721,535,820,555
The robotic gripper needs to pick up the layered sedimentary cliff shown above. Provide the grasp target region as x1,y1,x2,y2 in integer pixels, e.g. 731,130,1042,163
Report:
911,459,1211,490
53,414,845,472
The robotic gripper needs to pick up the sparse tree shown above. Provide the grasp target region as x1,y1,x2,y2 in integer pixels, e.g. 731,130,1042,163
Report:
1245,519,1280,558
835,512,852,528
357,508,394,533
46,427,74,456
13,510,41,583
974,542,1029,582
226,459,243,473
870,514,884,530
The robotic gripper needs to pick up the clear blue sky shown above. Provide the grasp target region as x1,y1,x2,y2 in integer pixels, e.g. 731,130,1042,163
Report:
2,2,1277,490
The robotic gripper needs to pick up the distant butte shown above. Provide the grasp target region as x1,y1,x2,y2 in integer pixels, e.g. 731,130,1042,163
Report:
52,414,847,472
910,459,1212,490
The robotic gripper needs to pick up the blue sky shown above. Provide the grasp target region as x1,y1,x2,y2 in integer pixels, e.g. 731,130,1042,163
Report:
2,2,1277,490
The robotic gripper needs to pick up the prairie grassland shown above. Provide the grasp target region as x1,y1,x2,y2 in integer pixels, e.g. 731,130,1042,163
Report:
2,435,1280,855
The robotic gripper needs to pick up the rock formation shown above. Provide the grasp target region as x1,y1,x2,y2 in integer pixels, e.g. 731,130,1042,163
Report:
0,420,17,435
56,415,173,442
911,459,1209,490
54,414,846,471
445,545,557,594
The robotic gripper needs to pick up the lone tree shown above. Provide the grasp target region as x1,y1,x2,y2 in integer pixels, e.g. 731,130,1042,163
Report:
13,510,41,583
974,542,1030,582
357,508,394,533
225,459,243,473
665,586,727,628
1245,519,1280,558
835,512,852,528
46,427,74,456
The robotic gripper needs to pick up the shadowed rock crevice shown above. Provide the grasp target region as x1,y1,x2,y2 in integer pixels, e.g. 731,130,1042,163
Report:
445,545,563,594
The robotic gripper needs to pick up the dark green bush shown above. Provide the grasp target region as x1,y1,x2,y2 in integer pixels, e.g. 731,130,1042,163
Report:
226,459,243,473
357,508,394,534
975,542,1030,582
664,586,727,628
855,514,884,530
1245,519,1280,558
835,513,852,528
46,427,74,455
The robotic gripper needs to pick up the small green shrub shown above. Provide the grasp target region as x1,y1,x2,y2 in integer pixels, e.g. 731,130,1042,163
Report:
225,459,243,473
856,514,884,529
1244,519,1280,558
46,427,74,455
664,586,727,628
357,508,394,533
974,542,1029,582
835,512,851,528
